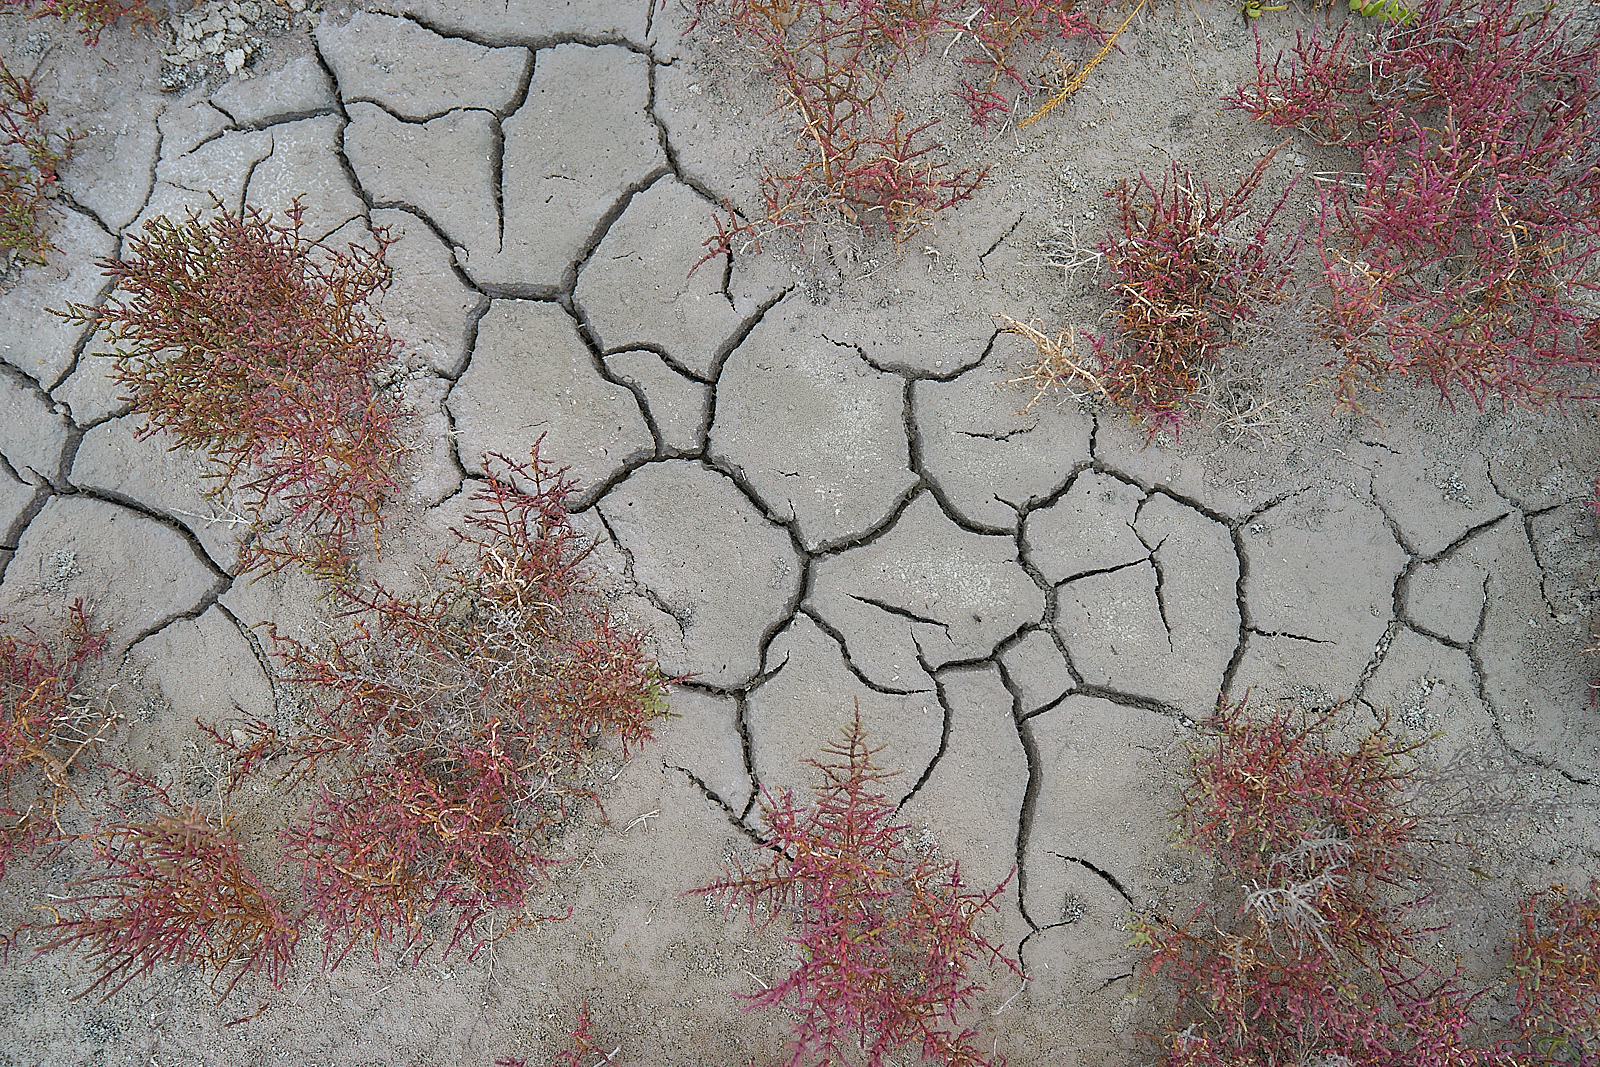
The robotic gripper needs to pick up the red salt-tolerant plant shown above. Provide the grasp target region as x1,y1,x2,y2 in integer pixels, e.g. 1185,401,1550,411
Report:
55,199,407,582
693,707,1020,1067
0,600,113,879
695,0,988,265
1227,0,1600,411
688,0,1114,262
2,0,159,45
1088,149,1304,437
204,445,674,967
1171,700,1425,893
495,1001,619,1067
34,767,298,1003
1128,698,1504,1067
1509,880,1600,1065
278,747,564,969
949,0,1102,128
0,59,77,265
691,0,974,265
743,102,984,255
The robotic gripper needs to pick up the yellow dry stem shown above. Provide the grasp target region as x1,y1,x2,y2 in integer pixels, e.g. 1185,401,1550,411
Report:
1016,0,1148,131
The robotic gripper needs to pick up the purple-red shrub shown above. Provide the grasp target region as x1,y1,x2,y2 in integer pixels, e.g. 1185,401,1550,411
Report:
694,0,986,264
694,707,1019,1067
1228,0,1600,410
0,59,76,264
1509,880,1600,1065
951,0,1102,128
36,768,297,1003
496,1001,615,1067
1129,699,1499,1067
0,600,111,879
1091,150,1303,437
206,446,674,967
690,0,1102,264
1,0,158,45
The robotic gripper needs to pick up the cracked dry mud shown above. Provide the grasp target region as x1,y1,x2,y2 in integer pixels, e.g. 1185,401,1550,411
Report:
1,1,1599,1064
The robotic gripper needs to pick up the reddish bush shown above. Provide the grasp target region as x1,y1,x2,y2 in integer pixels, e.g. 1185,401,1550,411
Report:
496,1001,617,1067
0,600,112,879
0,59,76,265
1090,151,1303,436
35,769,297,1003
1128,699,1496,1067
695,0,984,263
950,0,1103,129
694,707,1019,1067
57,200,407,581
2,0,159,46
1228,0,1600,410
1510,880,1600,1065
206,446,674,966
690,0,1104,264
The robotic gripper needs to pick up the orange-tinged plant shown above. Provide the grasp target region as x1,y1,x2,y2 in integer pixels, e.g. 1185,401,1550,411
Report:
2,0,159,45
1128,699,1497,1067
1090,151,1304,437
1229,0,1600,410
57,200,407,581
690,0,1103,264
0,59,76,264
1510,880,1600,1065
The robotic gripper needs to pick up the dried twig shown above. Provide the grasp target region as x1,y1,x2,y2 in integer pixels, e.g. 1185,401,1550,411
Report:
1015,0,1146,131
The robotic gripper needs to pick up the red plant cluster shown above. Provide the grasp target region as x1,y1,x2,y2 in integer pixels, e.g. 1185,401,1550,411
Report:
496,1001,615,1067
697,0,981,263
206,447,674,967
57,201,407,581
1134,699,1600,1066
35,768,297,1004
1228,0,1600,410
694,707,1019,1067
1510,880,1600,1065
1091,150,1303,436
0,60,76,265
1,0,158,45
1129,699,1490,1067
6,450,672,1003
949,0,1103,129
693,0,1099,264
0,600,112,879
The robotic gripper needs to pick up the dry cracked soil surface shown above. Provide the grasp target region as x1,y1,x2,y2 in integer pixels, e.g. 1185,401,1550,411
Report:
1,0,1599,1064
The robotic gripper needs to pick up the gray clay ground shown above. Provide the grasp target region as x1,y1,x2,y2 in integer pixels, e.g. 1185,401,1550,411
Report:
1,1,1599,1064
